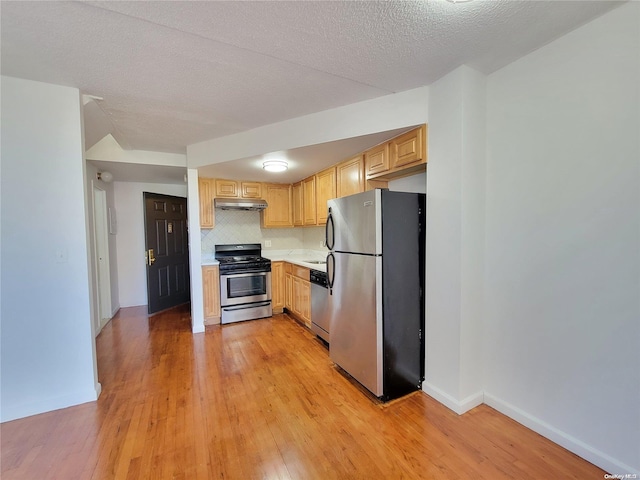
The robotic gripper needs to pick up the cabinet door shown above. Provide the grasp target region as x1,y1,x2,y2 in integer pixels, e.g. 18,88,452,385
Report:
271,261,285,311
336,155,364,198
390,125,426,169
364,143,389,178
285,273,293,310
303,176,316,225
202,266,220,322
215,179,239,197
198,177,215,229
292,276,302,316
261,183,292,228
292,182,304,226
241,182,262,199
315,166,336,225
300,280,311,325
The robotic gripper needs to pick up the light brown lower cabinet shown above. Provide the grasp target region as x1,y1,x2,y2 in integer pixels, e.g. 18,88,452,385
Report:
293,277,311,326
285,273,293,310
283,263,311,327
202,265,221,325
271,261,285,313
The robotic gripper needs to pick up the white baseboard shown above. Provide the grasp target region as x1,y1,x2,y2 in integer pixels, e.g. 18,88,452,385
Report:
99,316,110,330
0,387,99,423
484,392,639,475
422,382,484,415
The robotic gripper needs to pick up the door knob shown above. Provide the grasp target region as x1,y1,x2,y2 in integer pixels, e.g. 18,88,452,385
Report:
147,248,156,266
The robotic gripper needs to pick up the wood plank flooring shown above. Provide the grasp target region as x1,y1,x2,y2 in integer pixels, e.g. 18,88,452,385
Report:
1,305,606,479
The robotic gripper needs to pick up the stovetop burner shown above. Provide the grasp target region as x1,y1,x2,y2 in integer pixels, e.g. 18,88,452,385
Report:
215,243,271,273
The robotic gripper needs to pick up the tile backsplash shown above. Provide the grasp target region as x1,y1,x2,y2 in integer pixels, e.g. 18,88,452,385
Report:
201,209,325,254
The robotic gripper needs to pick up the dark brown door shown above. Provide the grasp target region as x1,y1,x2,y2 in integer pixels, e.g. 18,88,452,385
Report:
144,192,190,314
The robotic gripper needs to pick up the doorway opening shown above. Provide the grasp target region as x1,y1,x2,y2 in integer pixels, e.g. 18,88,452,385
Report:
93,184,112,334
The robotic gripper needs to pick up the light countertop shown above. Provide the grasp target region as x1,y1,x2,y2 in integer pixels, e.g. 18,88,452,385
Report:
263,249,328,272
200,255,219,266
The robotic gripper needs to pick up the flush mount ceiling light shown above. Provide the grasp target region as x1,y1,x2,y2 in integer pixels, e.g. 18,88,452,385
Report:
262,160,288,172
97,171,113,183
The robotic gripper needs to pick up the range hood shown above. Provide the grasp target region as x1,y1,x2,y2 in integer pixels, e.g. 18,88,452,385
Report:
214,198,268,211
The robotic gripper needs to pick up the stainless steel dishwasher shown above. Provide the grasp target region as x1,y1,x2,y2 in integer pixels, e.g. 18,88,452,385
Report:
310,269,330,343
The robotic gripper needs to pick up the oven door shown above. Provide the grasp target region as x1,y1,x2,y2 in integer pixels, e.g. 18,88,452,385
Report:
220,271,272,306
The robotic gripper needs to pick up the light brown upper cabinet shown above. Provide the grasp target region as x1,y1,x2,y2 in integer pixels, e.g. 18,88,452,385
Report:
292,181,304,226
261,183,293,228
198,177,215,229
196,125,427,231
315,166,336,225
215,179,263,199
365,125,427,180
390,125,426,170
303,176,316,226
241,182,262,199
364,143,390,178
215,179,239,197
336,155,364,198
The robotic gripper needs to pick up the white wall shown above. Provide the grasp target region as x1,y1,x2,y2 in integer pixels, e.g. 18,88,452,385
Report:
187,169,204,333
0,76,99,422
484,3,639,474
114,181,187,307
423,66,486,414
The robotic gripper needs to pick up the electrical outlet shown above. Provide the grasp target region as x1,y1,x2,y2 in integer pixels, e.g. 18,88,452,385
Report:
265,240,272,248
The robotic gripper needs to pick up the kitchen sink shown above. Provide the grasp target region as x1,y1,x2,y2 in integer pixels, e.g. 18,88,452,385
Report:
304,260,326,264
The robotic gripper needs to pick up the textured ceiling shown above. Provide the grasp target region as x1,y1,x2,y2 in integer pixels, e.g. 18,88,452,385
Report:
2,1,622,160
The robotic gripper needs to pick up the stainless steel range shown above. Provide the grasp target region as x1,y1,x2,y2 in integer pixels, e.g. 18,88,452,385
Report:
215,243,272,324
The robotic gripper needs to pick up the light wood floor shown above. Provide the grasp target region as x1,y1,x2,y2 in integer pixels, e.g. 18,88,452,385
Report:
1,305,605,479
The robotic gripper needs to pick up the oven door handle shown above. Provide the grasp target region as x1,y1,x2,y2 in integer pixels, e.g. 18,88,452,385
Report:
220,271,269,279
222,301,271,312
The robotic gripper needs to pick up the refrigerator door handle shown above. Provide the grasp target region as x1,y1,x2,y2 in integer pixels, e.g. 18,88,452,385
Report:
326,253,335,293
325,209,335,251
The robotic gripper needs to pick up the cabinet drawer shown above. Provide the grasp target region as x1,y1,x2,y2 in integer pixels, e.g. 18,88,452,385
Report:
291,265,310,281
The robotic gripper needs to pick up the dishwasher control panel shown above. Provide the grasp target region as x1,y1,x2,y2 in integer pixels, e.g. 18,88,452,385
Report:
310,270,328,288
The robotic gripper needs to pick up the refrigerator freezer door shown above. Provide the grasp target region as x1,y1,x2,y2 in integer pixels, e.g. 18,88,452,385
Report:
327,190,381,255
328,252,383,396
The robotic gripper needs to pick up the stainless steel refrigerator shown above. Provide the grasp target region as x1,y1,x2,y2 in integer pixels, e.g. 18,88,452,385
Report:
325,189,425,401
